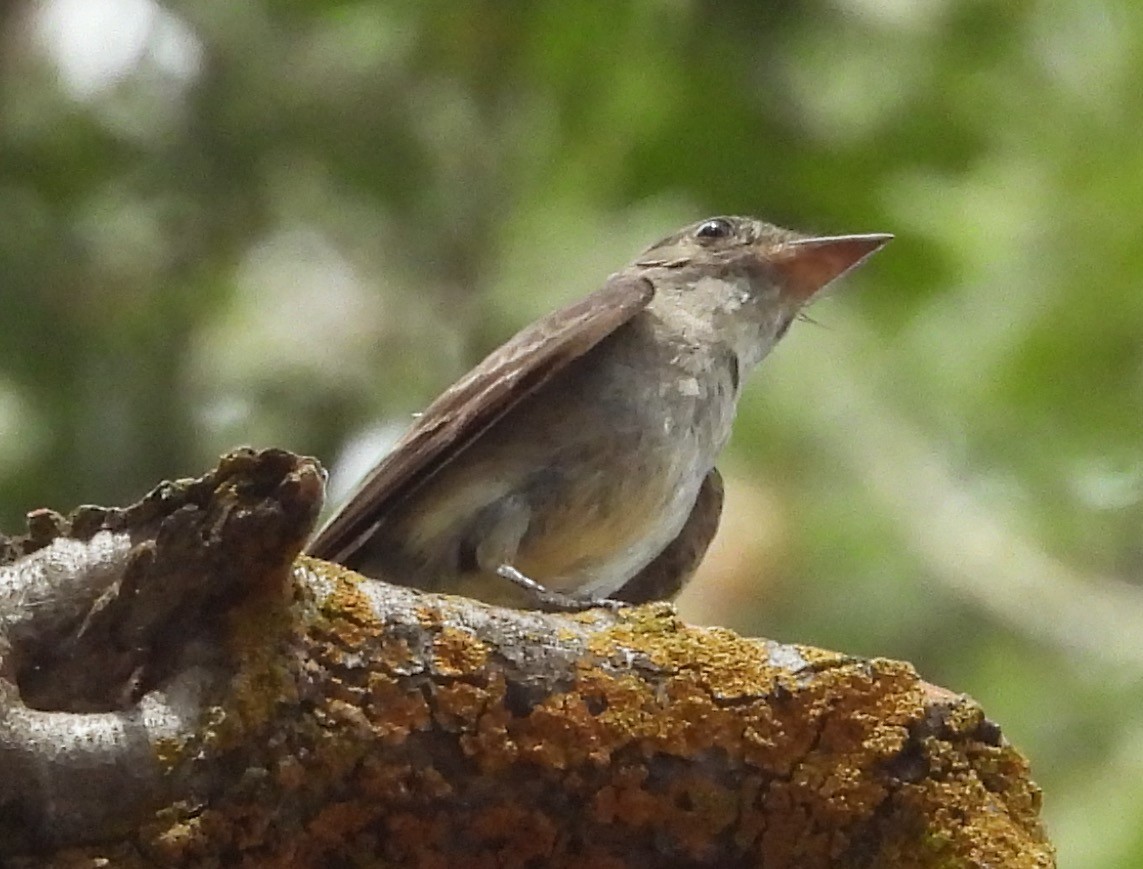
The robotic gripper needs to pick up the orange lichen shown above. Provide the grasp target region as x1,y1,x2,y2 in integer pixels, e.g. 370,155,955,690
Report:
515,692,611,768
365,671,432,742
433,679,493,727
308,560,384,653
431,625,490,675
459,683,518,771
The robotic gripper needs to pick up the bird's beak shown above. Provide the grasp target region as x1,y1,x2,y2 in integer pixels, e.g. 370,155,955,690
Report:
769,233,893,302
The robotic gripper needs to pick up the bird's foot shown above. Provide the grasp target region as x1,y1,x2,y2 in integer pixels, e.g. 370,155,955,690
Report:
496,564,626,613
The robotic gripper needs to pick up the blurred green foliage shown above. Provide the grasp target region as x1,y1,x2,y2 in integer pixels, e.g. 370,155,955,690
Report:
2,1,1141,863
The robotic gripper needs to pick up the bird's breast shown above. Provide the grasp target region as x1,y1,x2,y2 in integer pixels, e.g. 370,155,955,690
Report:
512,435,708,596
506,337,738,596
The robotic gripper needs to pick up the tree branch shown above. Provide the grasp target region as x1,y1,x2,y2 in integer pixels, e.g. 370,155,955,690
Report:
0,450,1053,867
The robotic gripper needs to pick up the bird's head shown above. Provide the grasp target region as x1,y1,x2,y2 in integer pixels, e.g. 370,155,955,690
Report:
633,215,891,367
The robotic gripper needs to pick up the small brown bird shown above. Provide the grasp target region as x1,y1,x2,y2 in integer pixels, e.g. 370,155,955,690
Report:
307,216,890,610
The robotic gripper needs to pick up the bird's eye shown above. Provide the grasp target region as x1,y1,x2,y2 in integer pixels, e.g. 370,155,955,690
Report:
695,218,733,241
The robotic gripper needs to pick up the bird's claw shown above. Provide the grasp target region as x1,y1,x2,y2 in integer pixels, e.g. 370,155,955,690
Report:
496,564,628,613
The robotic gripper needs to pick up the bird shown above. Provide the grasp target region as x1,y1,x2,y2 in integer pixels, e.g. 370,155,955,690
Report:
306,216,890,610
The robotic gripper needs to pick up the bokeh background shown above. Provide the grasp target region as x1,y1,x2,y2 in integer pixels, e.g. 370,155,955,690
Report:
3,1,1141,863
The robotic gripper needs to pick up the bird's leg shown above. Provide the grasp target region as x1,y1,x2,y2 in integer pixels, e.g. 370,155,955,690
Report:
495,565,625,613
475,495,625,612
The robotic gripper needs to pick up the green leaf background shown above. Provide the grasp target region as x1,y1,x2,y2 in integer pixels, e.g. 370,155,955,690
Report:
3,1,1140,862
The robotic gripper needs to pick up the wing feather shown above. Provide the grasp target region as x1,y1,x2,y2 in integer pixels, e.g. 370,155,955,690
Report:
306,273,654,562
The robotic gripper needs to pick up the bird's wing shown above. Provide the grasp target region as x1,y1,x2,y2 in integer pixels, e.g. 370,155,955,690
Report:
306,273,655,563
